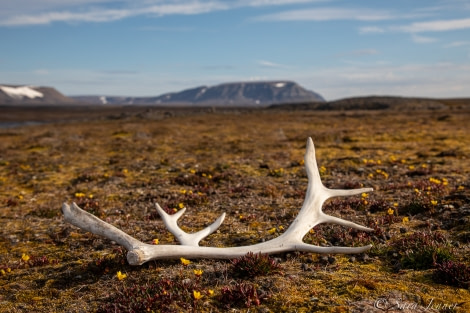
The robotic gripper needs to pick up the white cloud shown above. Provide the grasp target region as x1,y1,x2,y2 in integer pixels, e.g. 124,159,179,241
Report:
257,60,291,69
0,0,328,26
444,40,470,48
336,49,380,57
33,69,50,75
241,0,325,6
253,7,395,22
411,34,437,43
0,2,229,26
359,26,385,34
395,17,470,33
295,62,470,100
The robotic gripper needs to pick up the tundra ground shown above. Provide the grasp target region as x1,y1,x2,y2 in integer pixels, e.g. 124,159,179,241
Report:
0,108,469,312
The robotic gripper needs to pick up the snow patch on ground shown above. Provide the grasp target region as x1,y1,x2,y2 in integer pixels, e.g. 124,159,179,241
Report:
99,96,108,104
0,85,44,100
274,82,286,88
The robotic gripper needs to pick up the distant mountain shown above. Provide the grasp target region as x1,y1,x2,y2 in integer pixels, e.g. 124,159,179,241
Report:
72,81,325,106
0,85,78,106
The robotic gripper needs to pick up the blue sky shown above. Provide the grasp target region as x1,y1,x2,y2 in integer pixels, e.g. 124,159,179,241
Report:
1,0,469,100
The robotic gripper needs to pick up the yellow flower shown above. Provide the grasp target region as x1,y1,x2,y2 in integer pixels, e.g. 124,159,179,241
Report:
431,200,438,206
193,290,203,300
393,202,398,207
0,269,5,275
267,227,277,235
116,271,127,280
402,217,409,223
180,258,191,266
458,185,465,191
193,269,203,276
208,289,214,296
21,254,30,262
279,225,284,231
361,193,368,198
190,169,196,174
178,203,185,209
387,208,394,215
88,194,94,199
408,165,415,170
152,238,159,245
74,192,86,198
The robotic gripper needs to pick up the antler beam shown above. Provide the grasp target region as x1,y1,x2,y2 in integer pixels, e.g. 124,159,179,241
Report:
62,138,374,265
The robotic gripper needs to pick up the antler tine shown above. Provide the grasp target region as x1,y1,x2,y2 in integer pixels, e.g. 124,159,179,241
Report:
282,137,374,241
62,202,143,251
155,203,226,246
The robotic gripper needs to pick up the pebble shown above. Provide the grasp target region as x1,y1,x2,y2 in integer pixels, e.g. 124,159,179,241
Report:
319,256,329,264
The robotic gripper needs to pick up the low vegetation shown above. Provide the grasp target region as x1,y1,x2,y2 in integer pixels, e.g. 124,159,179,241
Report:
0,108,469,312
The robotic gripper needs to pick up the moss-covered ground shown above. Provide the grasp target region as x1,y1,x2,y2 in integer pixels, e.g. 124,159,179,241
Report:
0,108,469,312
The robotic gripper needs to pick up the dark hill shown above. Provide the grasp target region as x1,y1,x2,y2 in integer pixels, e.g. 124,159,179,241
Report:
0,85,79,106
270,96,470,111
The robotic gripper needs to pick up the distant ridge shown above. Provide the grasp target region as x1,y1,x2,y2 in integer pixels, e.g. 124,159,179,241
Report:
0,85,79,106
270,96,470,111
72,81,325,106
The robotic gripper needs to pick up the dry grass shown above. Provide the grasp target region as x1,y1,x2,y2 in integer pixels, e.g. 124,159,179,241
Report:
0,108,469,312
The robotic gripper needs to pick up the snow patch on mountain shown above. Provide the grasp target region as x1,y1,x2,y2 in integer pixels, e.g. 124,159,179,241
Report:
0,85,44,100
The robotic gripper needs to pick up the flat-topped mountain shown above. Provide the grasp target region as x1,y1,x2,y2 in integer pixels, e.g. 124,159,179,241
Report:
73,81,325,106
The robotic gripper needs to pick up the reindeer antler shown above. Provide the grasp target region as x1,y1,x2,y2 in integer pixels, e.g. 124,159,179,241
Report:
62,138,373,265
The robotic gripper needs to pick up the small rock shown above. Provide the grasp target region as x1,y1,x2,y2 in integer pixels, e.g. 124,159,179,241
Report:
349,256,356,263
358,254,370,262
319,256,329,264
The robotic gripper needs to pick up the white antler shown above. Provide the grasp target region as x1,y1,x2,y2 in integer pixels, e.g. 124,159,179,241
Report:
62,138,374,265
